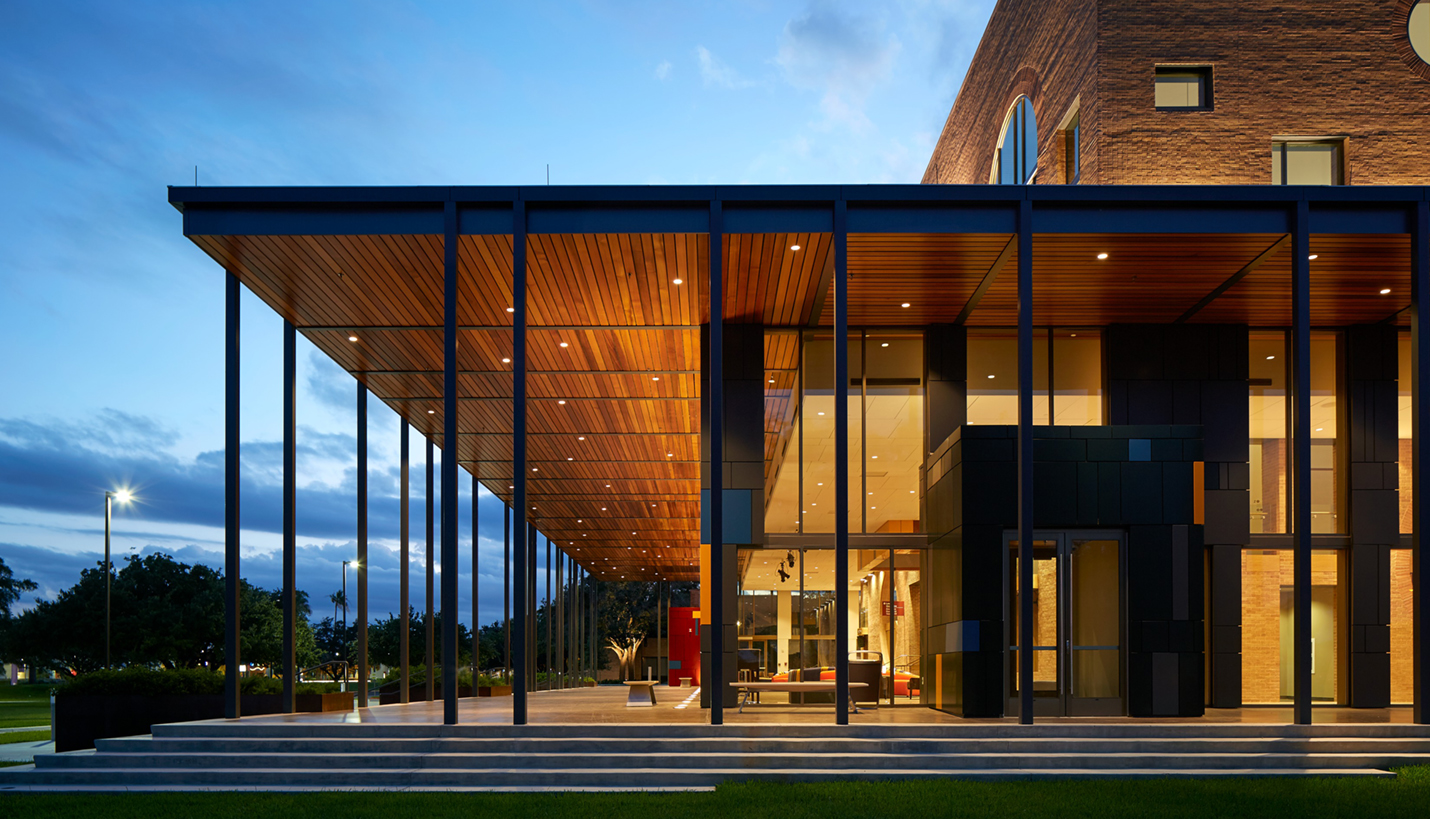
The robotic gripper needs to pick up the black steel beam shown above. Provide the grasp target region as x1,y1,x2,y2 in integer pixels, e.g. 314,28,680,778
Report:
513,198,529,724
400,420,410,704
1414,199,1430,724
442,200,460,724
224,271,241,720
835,198,849,725
1017,198,1034,725
1176,235,1290,323
954,235,1016,325
357,383,369,708
282,319,296,714
709,198,725,726
1292,201,1312,726
504,503,511,684
546,534,552,688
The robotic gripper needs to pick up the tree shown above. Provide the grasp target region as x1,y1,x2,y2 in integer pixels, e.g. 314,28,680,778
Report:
0,557,37,664
7,553,320,675
367,608,471,669
598,582,657,680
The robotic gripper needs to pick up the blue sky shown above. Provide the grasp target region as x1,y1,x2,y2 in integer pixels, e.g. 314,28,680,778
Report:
0,0,994,628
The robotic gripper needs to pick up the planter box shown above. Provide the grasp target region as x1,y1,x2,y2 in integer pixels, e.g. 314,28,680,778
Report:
295,691,354,712
54,694,284,753
477,685,512,697
583,680,597,687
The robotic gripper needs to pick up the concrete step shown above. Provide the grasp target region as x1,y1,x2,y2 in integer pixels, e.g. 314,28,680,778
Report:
93,735,1430,756
33,750,1430,771
0,766,1398,789
150,721,1430,741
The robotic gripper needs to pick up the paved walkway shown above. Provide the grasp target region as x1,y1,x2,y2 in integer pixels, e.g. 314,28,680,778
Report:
230,684,1418,728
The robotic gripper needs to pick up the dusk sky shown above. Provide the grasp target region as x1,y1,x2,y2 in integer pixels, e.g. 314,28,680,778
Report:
0,0,995,629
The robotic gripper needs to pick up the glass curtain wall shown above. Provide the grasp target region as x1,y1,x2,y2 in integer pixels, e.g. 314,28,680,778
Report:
1249,332,1340,534
765,331,924,534
1400,332,1412,533
1240,549,1345,703
967,329,1102,426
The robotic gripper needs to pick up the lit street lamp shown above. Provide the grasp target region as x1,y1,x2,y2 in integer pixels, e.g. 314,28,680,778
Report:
104,489,133,670
341,559,359,690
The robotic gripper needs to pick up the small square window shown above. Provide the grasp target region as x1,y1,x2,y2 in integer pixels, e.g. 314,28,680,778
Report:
1272,140,1345,185
1154,66,1212,110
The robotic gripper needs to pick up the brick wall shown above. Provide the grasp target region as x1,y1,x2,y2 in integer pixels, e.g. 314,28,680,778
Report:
925,0,1430,185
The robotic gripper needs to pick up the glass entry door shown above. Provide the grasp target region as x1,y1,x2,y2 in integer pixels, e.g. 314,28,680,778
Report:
1007,530,1125,717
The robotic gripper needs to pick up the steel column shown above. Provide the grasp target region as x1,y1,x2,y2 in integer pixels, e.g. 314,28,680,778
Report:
504,503,511,683
282,319,296,713
356,383,369,708
835,197,850,725
546,534,552,688
709,198,725,725
1291,200,1312,726
513,198,529,724
224,271,241,720
480,468,486,686
441,199,459,724
1017,197,1034,725
425,438,435,702
400,421,410,703
1412,200,1430,724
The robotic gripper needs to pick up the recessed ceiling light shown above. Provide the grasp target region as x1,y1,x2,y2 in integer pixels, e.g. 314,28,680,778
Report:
673,278,683,285
1096,252,1109,260
818,411,825,416
606,484,611,488
559,342,569,348
667,452,673,457
502,357,511,363
1316,427,1323,432
558,400,567,405
871,455,878,459
1308,254,1318,261
988,374,996,379
817,482,823,486
532,467,538,472
578,436,585,440
506,307,514,312
652,376,660,381
881,342,889,347
348,335,359,342
1070,333,1077,337
769,379,775,383
1380,288,1392,295
428,410,435,414
791,244,801,251
601,507,607,511
900,302,910,308
567,457,573,461
1267,355,1275,360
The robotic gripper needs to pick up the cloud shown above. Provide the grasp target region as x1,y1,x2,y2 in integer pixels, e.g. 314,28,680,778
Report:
695,46,750,89
655,60,672,81
775,1,900,132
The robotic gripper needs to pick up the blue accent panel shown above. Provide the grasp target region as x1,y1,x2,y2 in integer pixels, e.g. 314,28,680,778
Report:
1129,439,1152,461
184,205,443,236
668,660,681,670
1308,205,1414,235
700,489,755,544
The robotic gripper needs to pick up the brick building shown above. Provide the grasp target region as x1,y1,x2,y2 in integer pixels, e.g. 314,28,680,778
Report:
924,0,1430,187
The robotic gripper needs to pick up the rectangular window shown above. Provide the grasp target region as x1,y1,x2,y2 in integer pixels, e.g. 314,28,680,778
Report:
967,330,1102,426
1249,332,1341,533
1154,66,1212,109
1241,549,1344,704
1272,140,1344,185
1400,332,1411,533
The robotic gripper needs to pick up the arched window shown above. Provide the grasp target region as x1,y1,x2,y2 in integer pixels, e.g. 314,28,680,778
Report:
992,96,1037,184
1411,0,1429,64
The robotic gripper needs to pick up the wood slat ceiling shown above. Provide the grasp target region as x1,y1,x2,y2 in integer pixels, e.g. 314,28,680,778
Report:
190,227,1415,582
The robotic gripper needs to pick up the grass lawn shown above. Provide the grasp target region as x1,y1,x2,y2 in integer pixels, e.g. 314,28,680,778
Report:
0,729,50,745
0,685,52,729
2,771,1429,818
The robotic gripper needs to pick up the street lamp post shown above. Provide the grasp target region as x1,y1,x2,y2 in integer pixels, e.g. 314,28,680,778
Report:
103,490,132,670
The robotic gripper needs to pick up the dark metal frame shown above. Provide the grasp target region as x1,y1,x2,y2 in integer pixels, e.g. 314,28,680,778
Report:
184,184,1429,726
282,319,296,713
357,383,369,708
